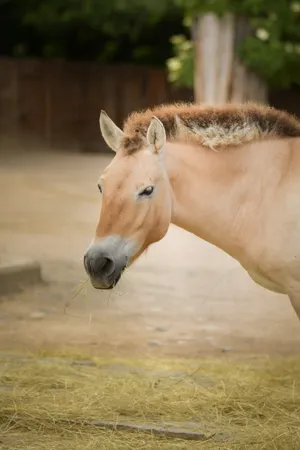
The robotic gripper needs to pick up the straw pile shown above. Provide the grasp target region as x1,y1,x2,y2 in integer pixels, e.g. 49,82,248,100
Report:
0,353,300,449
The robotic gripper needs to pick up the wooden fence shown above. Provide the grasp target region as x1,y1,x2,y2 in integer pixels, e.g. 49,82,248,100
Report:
0,58,193,152
1,58,299,152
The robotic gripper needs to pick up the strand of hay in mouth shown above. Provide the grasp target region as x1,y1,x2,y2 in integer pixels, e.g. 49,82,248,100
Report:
65,270,133,319
63,278,91,320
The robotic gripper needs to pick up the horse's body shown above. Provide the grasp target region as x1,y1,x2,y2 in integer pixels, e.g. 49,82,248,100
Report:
84,102,300,319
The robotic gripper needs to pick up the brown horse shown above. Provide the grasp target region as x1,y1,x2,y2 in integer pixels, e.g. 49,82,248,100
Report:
83,102,300,319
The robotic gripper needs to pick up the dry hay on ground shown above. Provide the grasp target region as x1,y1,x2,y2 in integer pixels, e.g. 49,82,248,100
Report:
0,352,300,449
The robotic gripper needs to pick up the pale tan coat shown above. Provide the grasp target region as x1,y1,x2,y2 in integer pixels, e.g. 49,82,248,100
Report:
84,103,300,319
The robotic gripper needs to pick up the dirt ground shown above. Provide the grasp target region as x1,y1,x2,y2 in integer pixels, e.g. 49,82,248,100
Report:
1,145,300,358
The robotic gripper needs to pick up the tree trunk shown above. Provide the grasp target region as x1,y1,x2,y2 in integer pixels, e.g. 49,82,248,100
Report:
192,13,268,105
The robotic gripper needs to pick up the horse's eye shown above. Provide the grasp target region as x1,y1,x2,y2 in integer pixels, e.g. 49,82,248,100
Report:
140,186,154,197
97,183,102,193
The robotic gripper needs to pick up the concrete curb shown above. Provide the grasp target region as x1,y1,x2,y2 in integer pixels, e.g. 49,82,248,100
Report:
0,259,43,295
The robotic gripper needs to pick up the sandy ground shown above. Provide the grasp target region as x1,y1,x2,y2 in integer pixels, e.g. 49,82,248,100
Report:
0,146,300,358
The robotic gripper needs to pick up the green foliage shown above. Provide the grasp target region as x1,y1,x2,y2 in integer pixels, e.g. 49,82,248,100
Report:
1,0,299,87
167,35,194,88
167,0,300,89
0,0,185,65
22,0,176,38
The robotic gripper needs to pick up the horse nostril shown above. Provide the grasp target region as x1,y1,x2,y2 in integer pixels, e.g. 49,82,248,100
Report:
84,251,116,278
99,256,115,276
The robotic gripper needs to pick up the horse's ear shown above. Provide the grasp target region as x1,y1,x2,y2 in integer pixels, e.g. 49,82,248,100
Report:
99,110,124,153
146,116,166,154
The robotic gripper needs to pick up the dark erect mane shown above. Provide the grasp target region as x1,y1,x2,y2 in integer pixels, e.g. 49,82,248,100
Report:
120,102,300,153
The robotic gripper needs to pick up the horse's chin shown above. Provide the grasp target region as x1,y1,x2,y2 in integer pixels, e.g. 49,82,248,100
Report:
92,283,114,290
90,273,122,290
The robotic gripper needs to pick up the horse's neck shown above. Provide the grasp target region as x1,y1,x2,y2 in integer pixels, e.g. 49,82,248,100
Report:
165,139,289,266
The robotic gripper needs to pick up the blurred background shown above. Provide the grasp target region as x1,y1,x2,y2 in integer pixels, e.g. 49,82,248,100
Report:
1,3,300,448
0,0,300,358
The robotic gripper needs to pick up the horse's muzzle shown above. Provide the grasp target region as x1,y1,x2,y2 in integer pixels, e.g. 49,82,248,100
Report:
83,236,129,290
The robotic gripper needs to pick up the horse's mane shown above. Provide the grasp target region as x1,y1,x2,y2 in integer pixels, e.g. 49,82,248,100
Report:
121,102,300,153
